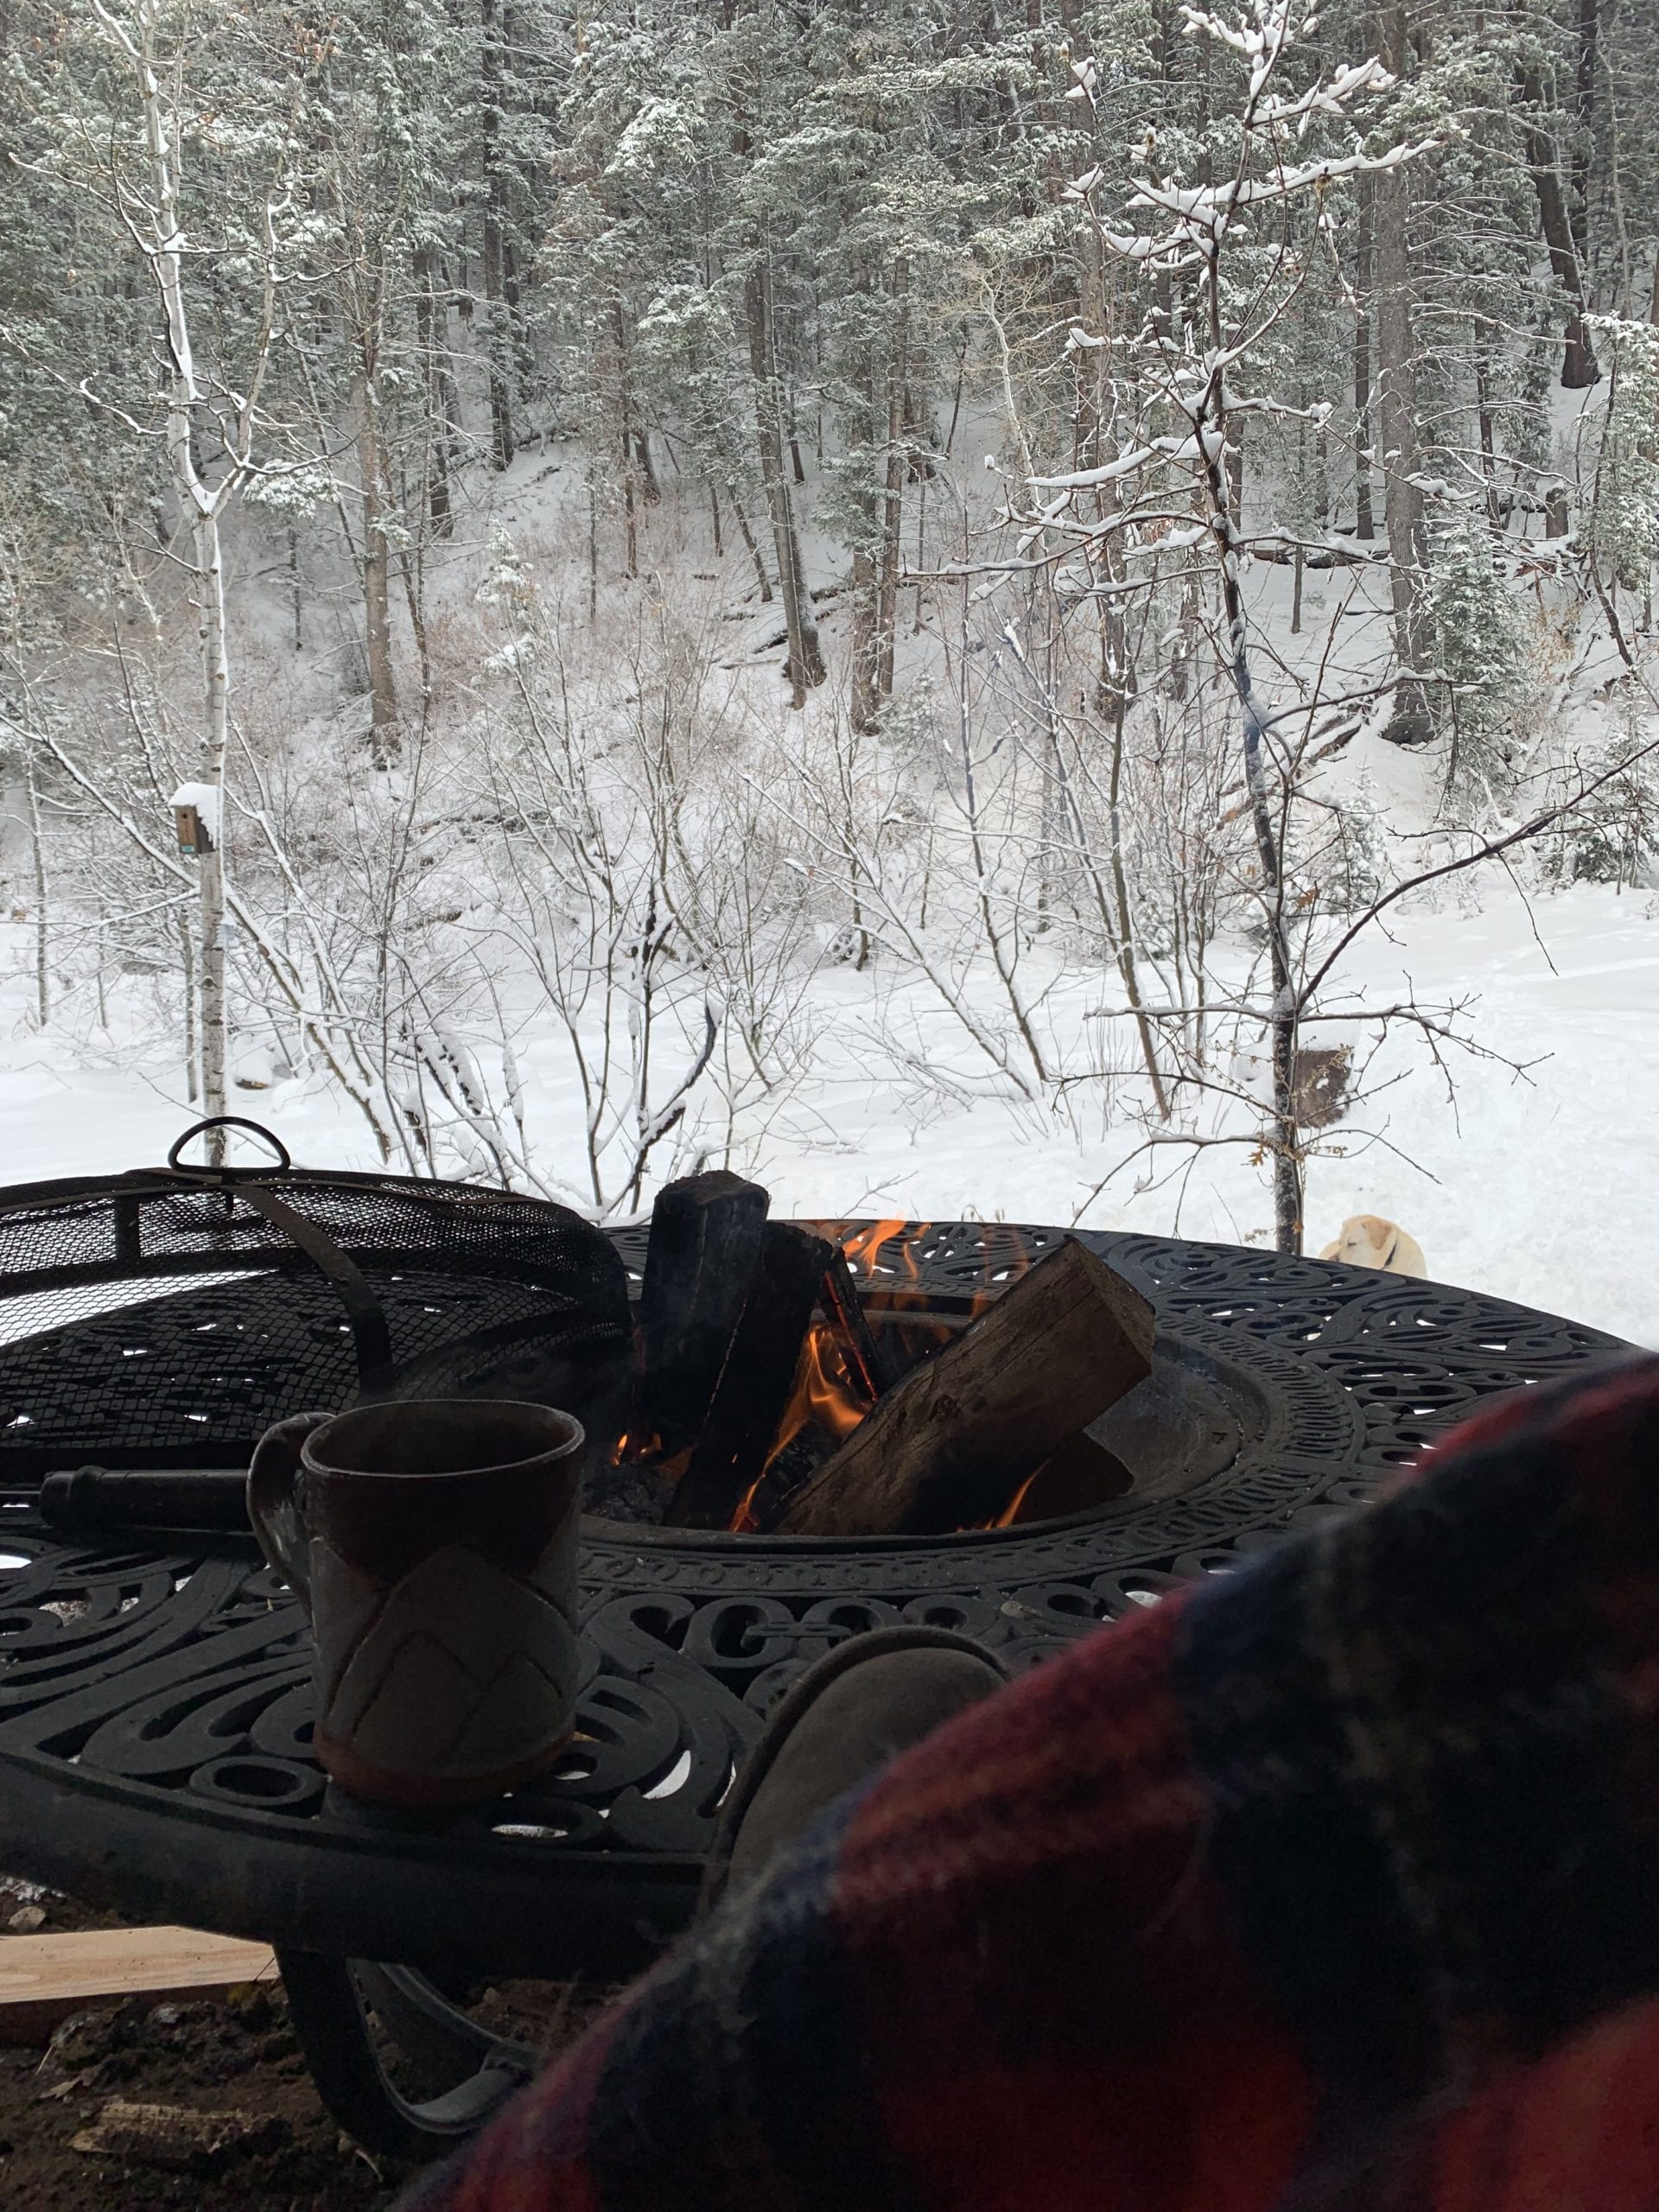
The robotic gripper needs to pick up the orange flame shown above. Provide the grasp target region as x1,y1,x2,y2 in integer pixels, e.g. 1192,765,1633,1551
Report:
985,1468,1039,1528
842,1217,920,1281
745,1322,873,1521
729,1217,918,1528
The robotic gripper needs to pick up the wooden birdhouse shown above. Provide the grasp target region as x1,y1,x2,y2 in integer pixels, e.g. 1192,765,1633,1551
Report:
169,783,218,856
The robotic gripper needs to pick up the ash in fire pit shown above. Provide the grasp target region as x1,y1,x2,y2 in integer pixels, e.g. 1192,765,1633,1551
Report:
586,1174,1159,1539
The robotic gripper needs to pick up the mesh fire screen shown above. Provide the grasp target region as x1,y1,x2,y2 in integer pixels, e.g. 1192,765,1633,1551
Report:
0,1124,631,1484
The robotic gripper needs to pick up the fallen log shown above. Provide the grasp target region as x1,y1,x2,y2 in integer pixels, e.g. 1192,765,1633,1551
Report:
636,1171,770,1447
664,1223,836,1529
775,1238,1154,1537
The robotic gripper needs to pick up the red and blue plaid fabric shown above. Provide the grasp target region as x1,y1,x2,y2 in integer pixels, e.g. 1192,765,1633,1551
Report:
399,1351,1659,2212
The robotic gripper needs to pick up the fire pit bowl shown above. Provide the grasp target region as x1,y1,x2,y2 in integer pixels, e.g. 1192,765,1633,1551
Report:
585,1291,1264,1546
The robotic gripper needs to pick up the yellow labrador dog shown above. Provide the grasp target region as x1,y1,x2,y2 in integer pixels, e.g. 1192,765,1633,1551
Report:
1318,1214,1428,1279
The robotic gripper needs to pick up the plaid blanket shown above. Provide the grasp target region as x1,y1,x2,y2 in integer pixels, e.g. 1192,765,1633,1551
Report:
399,1351,1659,2212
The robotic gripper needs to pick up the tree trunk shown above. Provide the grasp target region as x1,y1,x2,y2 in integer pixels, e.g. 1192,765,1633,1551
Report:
1371,6,1435,742
503,233,533,390
1516,66,1600,388
132,3,232,1160
728,488,772,601
1572,0,1597,260
613,296,639,577
24,748,48,1027
1353,169,1376,541
1474,346,1501,520
175,906,198,1104
588,474,599,621
744,258,823,705
193,503,230,1139
411,247,454,537
634,431,661,505
849,543,880,732
846,339,882,731
875,282,908,706
356,372,400,768
480,0,516,469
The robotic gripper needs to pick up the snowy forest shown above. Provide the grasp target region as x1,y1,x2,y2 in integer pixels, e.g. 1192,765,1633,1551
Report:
0,0,1656,1334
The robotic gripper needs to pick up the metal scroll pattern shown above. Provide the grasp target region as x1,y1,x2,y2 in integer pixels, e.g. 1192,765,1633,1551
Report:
0,1225,1626,1869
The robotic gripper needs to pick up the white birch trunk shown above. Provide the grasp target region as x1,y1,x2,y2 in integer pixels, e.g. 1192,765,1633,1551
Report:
110,0,251,1166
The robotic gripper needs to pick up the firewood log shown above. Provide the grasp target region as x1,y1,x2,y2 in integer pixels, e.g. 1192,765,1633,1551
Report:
816,1244,893,1402
664,1223,836,1529
637,1171,769,1447
775,1238,1154,1537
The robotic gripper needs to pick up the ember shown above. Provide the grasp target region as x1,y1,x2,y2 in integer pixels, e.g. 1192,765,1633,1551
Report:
595,1179,1156,1538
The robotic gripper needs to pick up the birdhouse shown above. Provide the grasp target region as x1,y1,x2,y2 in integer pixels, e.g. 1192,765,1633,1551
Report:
169,782,219,856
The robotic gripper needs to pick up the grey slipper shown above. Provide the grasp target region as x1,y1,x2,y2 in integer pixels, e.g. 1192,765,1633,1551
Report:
700,1624,1011,1912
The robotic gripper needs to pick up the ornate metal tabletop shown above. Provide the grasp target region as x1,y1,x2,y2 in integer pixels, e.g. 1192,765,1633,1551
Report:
0,1219,1625,1993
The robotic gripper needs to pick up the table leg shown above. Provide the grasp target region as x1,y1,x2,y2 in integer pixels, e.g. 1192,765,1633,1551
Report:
277,1950,538,2160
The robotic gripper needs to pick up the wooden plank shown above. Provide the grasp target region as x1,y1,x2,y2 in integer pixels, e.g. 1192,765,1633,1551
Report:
775,1238,1155,1537
664,1223,836,1529
0,1926,276,2046
637,1171,770,1447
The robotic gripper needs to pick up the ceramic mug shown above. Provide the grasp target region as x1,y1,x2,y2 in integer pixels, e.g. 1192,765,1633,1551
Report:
248,1399,585,1808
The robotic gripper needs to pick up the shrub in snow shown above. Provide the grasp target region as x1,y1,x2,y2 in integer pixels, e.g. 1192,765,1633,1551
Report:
1550,729,1659,890
1427,521,1530,798
475,529,534,611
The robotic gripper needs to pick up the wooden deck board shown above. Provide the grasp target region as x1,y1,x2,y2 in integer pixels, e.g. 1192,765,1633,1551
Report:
0,1925,277,2044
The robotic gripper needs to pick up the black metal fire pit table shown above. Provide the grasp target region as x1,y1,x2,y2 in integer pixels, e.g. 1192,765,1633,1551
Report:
0,1218,1628,2158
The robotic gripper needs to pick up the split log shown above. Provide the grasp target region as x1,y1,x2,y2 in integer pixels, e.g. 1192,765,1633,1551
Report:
664,1223,836,1529
817,1245,893,1402
776,1238,1154,1537
637,1171,769,1447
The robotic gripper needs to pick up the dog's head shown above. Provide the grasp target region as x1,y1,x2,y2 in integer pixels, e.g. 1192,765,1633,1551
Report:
1335,1214,1398,1267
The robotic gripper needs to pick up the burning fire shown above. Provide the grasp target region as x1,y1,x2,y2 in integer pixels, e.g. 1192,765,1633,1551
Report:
842,1217,919,1285
747,1220,928,1509
617,1218,1044,1536
770,1324,869,1457
728,1318,875,1532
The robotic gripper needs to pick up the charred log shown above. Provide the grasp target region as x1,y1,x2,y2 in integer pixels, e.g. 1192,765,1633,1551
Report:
664,1223,836,1529
637,1172,769,1449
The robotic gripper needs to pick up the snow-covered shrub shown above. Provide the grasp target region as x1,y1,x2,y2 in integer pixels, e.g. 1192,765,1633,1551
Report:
1428,521,1530,798
1291,772,1388,917
1550,724,1659,889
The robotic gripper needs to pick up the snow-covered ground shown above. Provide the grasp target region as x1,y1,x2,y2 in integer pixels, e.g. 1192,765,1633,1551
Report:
2,872,1654,1347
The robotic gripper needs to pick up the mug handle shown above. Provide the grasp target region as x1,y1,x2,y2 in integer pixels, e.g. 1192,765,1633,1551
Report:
247,1411,330,1617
